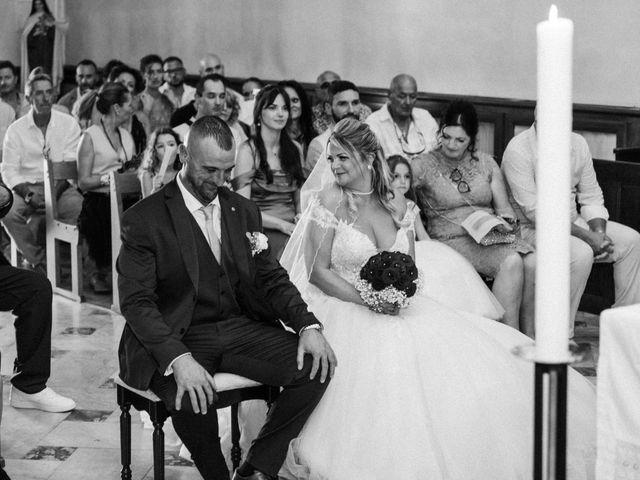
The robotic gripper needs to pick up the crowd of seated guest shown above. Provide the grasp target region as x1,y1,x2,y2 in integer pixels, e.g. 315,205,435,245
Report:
0,49,639,343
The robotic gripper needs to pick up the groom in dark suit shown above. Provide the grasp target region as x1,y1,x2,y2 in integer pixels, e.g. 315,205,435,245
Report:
117,116,337,480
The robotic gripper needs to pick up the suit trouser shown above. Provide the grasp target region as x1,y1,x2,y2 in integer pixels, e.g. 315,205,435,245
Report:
522,220,640,336
0,265,52,394
1,185,83,267
151,317,329,480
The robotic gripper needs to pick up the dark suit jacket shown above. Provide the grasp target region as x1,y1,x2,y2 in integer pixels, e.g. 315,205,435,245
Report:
117,180,317,390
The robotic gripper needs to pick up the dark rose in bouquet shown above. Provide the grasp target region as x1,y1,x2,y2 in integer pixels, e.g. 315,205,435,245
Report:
355,251,421,313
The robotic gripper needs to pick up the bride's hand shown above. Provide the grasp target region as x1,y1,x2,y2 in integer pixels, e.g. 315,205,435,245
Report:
279,220,296,236
376,302,400,316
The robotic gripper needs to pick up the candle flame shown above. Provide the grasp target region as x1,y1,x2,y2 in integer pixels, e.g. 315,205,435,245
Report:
549,4,558,20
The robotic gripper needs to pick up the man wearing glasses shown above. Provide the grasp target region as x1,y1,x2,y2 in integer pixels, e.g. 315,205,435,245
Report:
160,56,196,109
366,74,438,160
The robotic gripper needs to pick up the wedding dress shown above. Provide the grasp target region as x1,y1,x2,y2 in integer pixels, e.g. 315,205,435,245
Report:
279,194,596,480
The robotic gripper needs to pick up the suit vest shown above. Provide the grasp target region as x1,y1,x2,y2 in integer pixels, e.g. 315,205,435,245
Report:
188,215,241,326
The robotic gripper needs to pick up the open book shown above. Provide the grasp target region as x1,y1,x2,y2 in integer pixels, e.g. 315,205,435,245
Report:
460,210,510,243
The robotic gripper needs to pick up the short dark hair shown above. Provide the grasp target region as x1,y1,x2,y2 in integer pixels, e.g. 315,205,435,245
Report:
162,56,183,67
327,80,359,103
195,74,228,97
95,82,130,115
0,61,18,76
187,115,234,152
242,77,263,88
76,59,97,71
139,54,163,74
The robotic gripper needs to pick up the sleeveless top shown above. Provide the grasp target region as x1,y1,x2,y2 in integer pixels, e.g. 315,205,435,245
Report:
84,124,135,193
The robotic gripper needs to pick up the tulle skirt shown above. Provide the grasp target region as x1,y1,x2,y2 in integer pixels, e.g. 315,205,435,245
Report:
414,239,504,320
279,293,596,480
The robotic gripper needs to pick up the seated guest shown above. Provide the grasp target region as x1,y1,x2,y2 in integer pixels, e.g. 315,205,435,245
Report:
108,64,150,156
304,80,363,176
411,100,535,334
0,61,28,118
174,74,247,151
242,77,263,101
1,70,83,274
366,73,438,160
279,80,314,158
159,56,196,109
171,53,243,128
139,54,174,132
311,71,371,135
0,100,15,163
502,116,640,335
138,128,180,197
102,59,126,83
0,184,75,413
56,59,97,114
233,85,305,259
77,82,136,293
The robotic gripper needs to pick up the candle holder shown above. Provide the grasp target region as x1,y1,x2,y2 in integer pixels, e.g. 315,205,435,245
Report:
512,344,586,480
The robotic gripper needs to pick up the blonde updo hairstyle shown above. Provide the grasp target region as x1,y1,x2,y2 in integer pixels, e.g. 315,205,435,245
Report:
328,117,395,214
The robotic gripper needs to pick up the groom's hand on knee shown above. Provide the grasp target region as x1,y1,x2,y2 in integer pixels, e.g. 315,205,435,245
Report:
172,355,218,414
297,330,338,384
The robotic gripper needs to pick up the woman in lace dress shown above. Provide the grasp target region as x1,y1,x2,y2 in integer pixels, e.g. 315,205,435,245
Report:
411,100,535,335
279,118,595,480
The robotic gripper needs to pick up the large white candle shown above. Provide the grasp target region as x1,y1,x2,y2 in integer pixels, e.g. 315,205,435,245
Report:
535,5,573,363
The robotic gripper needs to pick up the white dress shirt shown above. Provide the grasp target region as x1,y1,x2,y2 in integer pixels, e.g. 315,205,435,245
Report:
366,103,438,160
1,108,81,188
159,83,196,109
502,125,609,226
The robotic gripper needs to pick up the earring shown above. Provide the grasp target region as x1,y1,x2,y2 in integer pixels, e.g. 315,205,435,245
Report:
367,164,373,170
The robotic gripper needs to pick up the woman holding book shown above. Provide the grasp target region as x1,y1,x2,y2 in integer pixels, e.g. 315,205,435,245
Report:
411,100,535,335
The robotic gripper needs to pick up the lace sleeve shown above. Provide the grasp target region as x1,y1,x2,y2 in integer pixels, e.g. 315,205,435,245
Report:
307,195,340,230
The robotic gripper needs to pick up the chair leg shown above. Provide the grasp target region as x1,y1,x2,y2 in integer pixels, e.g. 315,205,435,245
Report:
119,399,132,480
151,413,165,480
231,403,242,471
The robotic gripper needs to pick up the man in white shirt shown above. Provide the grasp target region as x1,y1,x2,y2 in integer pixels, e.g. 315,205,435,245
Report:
502,124,640,333
366,74,438,160
160,56,196,109
1,72,83,272
56,59,98,114
304,81,363,177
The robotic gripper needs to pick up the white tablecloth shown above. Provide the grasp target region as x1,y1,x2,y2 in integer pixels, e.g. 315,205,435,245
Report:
597,304,640,479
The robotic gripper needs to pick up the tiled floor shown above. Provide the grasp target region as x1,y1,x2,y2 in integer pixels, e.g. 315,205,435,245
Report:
0,296,601,480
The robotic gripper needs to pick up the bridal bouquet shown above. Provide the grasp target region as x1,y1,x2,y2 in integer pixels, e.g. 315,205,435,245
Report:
354,251,421,313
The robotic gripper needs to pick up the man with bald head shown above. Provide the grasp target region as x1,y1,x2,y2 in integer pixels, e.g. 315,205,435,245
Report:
199,53,225,77
366,74,438,160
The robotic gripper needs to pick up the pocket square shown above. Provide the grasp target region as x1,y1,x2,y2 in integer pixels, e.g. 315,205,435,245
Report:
246,232,268,256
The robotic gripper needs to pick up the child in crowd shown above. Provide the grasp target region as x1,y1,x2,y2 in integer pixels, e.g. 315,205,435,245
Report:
138,128,181,197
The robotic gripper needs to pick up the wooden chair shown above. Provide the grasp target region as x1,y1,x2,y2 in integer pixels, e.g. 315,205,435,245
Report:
0,353,10,480
115,373,279,480
43,158,83,302
109,171,141,313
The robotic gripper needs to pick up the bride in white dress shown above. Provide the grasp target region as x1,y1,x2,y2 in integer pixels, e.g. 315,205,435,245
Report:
279,118,596,479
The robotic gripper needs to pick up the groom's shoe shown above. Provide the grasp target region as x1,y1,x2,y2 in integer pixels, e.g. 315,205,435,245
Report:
232,470,276,480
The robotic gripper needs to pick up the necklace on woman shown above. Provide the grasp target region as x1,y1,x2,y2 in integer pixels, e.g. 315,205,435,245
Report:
101,119,128,164
347,187,374,195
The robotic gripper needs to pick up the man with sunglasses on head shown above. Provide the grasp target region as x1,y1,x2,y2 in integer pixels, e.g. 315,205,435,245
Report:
304,80,363,177
160,56,196,110
366,73,438,160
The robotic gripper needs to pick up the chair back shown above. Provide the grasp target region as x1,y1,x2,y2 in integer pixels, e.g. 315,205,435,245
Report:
43,157,78,225
110,171,142,312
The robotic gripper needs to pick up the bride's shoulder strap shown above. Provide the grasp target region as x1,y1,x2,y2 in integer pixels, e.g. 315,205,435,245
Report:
307,186,343,228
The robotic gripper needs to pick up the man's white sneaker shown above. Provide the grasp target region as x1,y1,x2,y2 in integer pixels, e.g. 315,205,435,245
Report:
10,386,76,412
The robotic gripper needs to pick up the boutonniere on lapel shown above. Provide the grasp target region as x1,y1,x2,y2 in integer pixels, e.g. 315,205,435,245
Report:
246,232,268,256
